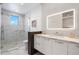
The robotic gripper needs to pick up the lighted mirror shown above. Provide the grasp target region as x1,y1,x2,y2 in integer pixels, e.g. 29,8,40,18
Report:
47,9,76,30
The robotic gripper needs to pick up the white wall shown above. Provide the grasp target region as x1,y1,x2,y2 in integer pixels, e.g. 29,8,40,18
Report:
42,3,79,35
25,4,42,32
25,10,31,32
21,4,42,41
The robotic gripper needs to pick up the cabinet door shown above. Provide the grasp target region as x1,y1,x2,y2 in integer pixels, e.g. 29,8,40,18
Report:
34,35,42,51
34,36,52,55
68,43,79,55
41,37,52,55
52,39,67,55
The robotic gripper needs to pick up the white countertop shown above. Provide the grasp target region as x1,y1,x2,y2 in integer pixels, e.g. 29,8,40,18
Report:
35,34,79,44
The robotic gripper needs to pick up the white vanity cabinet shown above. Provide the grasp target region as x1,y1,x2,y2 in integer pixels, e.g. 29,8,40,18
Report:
34,35,42,52
51,39,68,55
41,37,52,55
34,35,52,54
34,34,79,55
68,42,79,55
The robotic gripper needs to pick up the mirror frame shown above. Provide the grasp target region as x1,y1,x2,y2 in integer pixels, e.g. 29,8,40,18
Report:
46,9,76,30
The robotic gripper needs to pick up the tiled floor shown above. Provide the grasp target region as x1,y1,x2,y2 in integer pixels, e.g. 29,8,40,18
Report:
1,46,28,55
1,40,42,55
1,40,29,55
1,46,43,55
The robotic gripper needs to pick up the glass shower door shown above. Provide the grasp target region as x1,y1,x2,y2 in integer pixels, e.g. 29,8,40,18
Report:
1,13,19,53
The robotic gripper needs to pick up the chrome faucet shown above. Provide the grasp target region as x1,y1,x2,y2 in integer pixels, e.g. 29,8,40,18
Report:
54,32,59,35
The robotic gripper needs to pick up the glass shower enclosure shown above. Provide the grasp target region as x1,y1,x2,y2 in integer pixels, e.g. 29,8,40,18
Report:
0,7,27,54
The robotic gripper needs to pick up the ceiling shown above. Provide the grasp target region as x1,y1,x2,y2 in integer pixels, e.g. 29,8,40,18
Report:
2,3,40,15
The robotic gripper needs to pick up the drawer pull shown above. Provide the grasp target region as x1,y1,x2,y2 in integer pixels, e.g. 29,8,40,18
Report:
55,41,64,44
